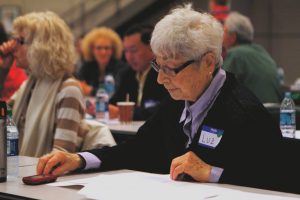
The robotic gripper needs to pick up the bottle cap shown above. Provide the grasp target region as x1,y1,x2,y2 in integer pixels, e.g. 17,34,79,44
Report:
285,92,291,97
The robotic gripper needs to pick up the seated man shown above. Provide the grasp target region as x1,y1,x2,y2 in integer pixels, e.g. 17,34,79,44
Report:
109,24,168,120
222,12,281,103
37,4,297,194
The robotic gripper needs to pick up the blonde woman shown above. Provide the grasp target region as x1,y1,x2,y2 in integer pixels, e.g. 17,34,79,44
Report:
77,27,128,96
0,11,115,157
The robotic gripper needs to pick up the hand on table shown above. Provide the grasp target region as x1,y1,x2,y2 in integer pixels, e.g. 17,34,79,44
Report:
79,81,92,96
85,99,120,120
109,104,119,119
37,151,82,176
170,151,212,182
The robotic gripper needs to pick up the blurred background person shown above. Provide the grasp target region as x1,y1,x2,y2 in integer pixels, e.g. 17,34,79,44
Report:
77,27,128,96
74,34,84,74
0,11,115,157
0,21,27,101
222,12,281,103
209,0,230,24
109,24,168,120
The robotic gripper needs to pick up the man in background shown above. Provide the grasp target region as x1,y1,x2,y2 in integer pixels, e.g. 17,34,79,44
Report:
222,12,281,103
110,24,168,120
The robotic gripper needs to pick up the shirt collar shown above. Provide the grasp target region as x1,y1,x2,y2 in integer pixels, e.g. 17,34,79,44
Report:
135,66,151,82
180,68,226,123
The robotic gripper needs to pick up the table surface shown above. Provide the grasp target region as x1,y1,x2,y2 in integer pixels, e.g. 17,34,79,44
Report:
86,119,144,135
107,121,144,135
1,156,300,200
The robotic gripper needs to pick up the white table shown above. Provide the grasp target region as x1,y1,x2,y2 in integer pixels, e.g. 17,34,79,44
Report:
86,119,144,143
85,119,144,136
107,121,144,135
0,156,88,200
1,156,300,200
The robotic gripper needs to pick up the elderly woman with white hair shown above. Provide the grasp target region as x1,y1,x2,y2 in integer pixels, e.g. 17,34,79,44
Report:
36,4,293,194
0,11,115,157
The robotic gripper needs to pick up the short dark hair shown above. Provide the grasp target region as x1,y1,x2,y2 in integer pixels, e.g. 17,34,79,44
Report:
0,22,8,44
124,24,153,45
215,0,228,6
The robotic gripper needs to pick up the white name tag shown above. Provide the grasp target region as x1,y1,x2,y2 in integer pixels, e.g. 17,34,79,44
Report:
198,125,224,149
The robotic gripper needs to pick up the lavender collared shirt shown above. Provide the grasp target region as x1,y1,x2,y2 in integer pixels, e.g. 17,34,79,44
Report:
79,68,226,182
179,68,226,182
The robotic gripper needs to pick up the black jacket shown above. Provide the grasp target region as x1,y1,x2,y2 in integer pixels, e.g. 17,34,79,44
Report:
88,72,297,193
77,58,129,96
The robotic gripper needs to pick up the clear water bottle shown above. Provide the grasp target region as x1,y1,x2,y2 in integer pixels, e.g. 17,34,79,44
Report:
95,84,109,123
104,74,115,99
280,92,296,138
0,101,7,182
277,67,285,85
6,106,19,179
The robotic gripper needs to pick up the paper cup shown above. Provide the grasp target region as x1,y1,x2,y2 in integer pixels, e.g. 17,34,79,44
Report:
117,102,135,123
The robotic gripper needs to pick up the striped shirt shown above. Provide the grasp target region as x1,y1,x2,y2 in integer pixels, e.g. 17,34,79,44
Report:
53,78,88,152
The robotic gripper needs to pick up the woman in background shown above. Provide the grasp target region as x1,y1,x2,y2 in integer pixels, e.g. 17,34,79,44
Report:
77,27,128,96
0,11,115,157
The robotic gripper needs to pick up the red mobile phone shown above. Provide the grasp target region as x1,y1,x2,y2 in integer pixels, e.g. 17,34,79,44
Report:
22,174,57,185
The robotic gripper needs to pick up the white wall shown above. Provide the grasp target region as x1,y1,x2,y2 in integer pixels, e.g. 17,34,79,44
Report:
0,0,82,14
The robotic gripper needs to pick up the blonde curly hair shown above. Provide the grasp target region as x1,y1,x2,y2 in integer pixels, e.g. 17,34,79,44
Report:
81,27,123,61
13,11,77,79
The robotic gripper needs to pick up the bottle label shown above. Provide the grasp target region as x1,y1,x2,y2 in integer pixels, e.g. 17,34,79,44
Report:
0,118,7,180
7,126,18,134
96,100,108,113
280,110,296,126
7,138,18,156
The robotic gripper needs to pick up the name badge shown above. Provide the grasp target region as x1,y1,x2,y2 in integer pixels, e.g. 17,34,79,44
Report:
198,125,224,149
144,100,158,109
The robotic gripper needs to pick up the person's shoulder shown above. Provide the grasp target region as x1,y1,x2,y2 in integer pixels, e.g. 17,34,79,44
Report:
120,67,135,77
228,44,253,54
231,43,269,56
114,59,130,68
222,73,264,112
58,78,84,99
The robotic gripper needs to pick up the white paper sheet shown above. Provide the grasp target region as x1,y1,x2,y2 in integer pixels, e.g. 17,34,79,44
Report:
48,171,299,200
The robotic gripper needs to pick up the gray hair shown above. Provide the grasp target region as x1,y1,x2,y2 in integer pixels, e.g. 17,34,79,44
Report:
224,11,254,43
13,11,77,79
151,3,223,67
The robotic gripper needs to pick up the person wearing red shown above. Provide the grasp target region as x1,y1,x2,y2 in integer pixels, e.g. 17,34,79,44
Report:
0,60,27,101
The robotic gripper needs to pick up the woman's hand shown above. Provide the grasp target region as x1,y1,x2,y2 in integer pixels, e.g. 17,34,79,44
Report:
37,151,83,176
170,151,212,182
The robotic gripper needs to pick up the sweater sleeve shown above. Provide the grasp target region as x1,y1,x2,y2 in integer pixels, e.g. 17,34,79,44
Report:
53,78,85,152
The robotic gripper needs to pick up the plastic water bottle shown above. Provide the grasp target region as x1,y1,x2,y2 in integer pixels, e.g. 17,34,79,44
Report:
0,101,7,182
6,106,19,179
95,85,109,123
280,92,296,138
104,74,115,99
277,67,285,86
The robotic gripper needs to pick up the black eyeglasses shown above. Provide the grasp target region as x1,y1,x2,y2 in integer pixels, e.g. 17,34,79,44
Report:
94,45,112,51
151,59,195,77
